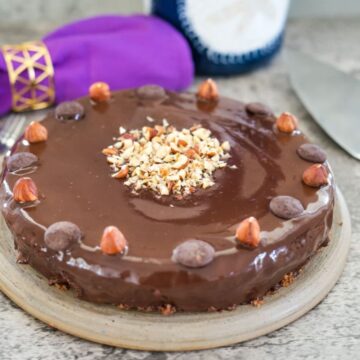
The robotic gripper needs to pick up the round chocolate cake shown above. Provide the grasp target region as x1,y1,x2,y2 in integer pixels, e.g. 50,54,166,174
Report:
0,80,334,313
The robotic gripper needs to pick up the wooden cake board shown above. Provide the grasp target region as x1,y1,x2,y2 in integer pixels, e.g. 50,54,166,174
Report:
0,189,351,351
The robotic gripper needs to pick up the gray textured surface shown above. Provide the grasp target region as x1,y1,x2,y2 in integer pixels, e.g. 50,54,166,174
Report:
0,18,359,360
1,0,360,22
0,0,144,28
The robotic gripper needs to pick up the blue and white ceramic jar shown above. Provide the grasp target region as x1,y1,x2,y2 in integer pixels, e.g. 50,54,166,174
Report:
152,0,290,75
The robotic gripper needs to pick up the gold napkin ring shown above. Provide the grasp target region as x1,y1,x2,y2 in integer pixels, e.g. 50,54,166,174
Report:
2,41,55,112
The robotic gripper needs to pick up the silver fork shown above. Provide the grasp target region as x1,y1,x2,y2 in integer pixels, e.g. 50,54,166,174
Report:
0,114,28,154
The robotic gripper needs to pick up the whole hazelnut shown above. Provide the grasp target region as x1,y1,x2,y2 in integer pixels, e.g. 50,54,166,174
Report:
235,216,261,248
197,79,219,102
89,82,111,102
302,164,329,187
100,226,127,255
13,177,38,203
24,121,48,143
276,112,298,133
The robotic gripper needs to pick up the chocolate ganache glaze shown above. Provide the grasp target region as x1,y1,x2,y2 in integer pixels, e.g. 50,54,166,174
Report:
0,84,334,312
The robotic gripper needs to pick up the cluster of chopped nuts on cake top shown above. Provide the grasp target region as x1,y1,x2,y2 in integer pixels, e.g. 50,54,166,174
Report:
102,119,231,196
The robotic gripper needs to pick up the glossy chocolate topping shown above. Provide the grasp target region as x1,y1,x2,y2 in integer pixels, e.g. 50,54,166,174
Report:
0,88,334,312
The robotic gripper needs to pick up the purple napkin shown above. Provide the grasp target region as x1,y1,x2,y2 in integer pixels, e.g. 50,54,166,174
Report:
0,15,194,115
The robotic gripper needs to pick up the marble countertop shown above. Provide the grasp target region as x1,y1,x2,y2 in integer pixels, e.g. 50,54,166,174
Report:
0,18,359,360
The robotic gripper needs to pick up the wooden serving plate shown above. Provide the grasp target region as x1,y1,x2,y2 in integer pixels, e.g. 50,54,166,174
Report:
0,189,351,351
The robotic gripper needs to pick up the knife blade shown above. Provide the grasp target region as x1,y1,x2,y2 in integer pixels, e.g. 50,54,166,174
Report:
286,50,360,160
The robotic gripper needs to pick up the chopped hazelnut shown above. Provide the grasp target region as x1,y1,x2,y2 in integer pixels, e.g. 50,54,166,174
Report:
102,119,231,196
